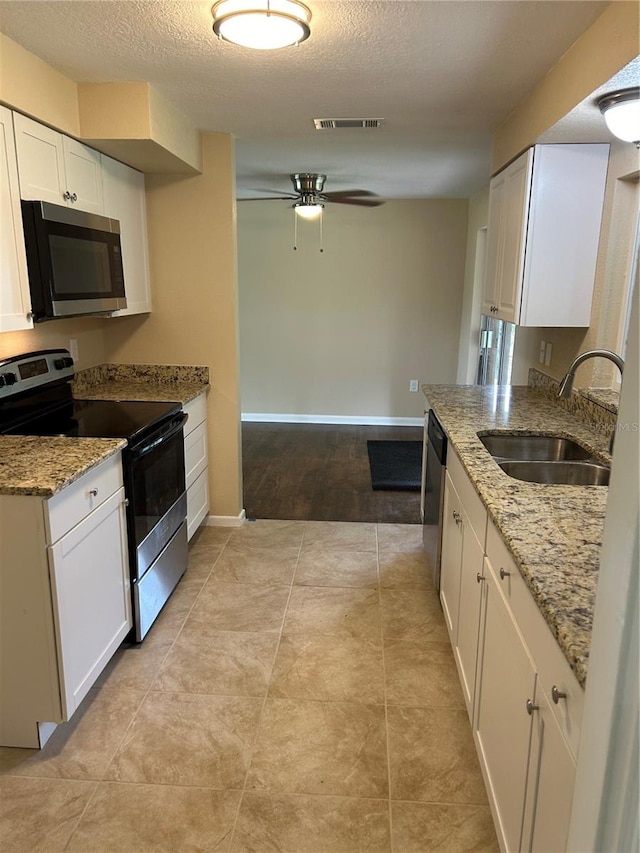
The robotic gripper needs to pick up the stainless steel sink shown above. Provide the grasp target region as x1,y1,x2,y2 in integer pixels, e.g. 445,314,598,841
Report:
498,460,610,486
479,433,593,462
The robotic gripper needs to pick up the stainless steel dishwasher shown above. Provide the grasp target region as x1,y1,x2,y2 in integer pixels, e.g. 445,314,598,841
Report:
421,409,448,591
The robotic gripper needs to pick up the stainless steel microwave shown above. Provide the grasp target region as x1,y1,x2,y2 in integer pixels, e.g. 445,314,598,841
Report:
21,201,127,322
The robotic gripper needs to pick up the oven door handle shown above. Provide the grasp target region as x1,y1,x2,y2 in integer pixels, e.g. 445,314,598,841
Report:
129,412,189,460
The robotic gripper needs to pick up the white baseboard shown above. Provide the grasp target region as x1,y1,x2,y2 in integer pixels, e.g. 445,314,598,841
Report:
241,413,423,427
205,509,246,528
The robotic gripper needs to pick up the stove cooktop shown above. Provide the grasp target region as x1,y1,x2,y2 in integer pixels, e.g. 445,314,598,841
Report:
4,398,182,442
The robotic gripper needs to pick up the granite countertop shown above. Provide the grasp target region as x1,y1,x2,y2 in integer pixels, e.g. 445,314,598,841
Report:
0,362,209,498
72,362,210,405
0,436,126,497
422,383,613,688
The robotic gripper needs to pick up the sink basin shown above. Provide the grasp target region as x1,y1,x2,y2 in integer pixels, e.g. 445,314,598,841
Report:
499,460,610,486
479,433,593,462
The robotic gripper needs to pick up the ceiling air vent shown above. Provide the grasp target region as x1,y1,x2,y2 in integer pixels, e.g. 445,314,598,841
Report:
313,118,385,130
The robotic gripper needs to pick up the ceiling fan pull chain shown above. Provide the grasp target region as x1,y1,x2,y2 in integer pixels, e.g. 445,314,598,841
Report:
319,209,324,253
293,208,298,251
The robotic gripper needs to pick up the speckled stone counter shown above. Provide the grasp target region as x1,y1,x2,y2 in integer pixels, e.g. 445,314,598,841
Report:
422,383,613,688
72,363,209,405
0,436,126,497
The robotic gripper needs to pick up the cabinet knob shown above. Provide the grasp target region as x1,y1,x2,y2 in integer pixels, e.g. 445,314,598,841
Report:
63,190,72,201
71,192,78,202
452,510,462,525
476,572,484,584
526,698,539,716
551,685,567,704
499,567,510,580
88,488,98,497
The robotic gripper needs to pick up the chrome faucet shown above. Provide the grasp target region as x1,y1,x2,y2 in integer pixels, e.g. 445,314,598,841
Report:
557,349,625,398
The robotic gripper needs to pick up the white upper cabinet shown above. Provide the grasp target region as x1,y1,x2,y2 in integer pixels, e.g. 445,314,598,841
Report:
0,106,32,332
483,143,609,327
14,112,104,213
101,154,152,315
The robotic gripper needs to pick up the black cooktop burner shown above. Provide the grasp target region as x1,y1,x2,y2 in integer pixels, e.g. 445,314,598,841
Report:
5,398,181,442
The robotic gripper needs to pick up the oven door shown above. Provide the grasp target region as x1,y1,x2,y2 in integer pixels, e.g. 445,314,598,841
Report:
124,411,188,582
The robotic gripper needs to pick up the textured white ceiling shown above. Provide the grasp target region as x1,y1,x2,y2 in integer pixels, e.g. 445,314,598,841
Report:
0,0,615,199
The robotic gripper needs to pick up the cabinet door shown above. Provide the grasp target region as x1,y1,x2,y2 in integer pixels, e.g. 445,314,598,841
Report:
521,685,576,853
47,487,131,719
14,112,67,204
482,171,505,316
0,107,33,332
475,558,536,853
62,136,104,214
101,155,151,315
440,473,463,640
455,521,484,720
497,150,533,323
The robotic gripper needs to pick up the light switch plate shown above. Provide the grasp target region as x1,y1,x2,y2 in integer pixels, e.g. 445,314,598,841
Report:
544,342,553,366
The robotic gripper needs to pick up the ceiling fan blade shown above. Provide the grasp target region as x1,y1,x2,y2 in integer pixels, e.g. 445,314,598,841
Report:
247,187,298,197
238,196,298,201
332,197,385,207
322,189,378,198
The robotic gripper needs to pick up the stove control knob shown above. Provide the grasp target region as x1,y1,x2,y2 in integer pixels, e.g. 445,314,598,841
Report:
0,375,5,388
2,372,17,386
63,356,74,368
54,358,66,370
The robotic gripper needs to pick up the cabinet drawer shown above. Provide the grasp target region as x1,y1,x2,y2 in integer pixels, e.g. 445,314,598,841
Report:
184,420,208,489
447,447,487,547
44,454,123,545
486,520,583,757
183,393,207,435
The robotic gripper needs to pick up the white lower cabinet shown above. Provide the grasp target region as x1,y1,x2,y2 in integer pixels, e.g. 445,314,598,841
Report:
183,393,209,539
475,558,537,852
0,454,131,748
440,444,582,852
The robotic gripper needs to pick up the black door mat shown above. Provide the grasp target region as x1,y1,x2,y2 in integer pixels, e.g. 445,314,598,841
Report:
367,440,422,491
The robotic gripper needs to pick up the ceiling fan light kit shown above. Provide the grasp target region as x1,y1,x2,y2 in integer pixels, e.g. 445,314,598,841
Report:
294,202,324,219
596,87,640,145
211,0,311,50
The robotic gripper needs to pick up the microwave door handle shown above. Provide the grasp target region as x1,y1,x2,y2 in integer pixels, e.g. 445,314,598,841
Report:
130,412,189,460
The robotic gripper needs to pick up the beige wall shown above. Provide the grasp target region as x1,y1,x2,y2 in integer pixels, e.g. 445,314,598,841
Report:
456,187,489,384
0,318,108,369
238,199,468,420
104,133,242,519
0,33,79,135
492,2,640,173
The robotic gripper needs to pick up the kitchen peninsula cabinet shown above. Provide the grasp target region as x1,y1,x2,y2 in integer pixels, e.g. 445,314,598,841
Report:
102,154,151,316
483,143,609,327
0,454,131,748
438,445,583,852
183,392,209,539
0,105,32,332
14,112,104,214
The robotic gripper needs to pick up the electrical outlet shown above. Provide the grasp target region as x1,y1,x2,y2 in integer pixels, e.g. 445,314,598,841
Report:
539,340,546,364
69,339,79,363
409,379,419,393
544,342,553,366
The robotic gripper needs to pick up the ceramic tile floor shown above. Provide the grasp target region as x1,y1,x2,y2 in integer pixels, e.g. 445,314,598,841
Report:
0,520,499,853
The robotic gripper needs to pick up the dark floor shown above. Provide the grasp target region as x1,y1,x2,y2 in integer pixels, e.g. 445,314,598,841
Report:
242,422,423,524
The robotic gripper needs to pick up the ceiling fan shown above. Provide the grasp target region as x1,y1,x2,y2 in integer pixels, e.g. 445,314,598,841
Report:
244,173,384,219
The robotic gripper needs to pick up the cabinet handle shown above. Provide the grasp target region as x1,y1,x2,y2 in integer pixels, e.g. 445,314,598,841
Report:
123,498,129,507
499,567,510,580
551,685,567,704
526,698,539,716
476,572,484,584
88,488,99,497
452,510,462,525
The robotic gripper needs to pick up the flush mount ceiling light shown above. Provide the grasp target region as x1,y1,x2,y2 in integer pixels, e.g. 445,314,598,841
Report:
596,87,640,145
211,0,311,50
